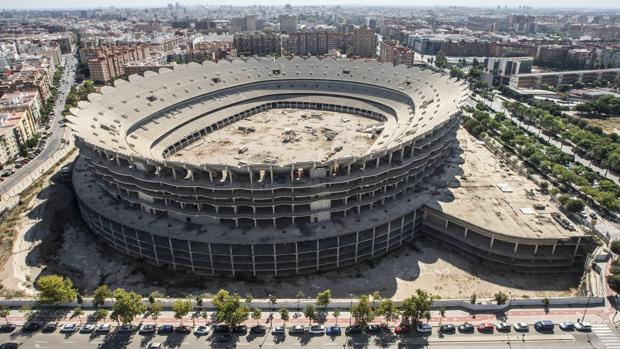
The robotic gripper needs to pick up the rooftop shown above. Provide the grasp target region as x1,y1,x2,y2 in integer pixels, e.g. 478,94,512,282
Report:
424,128,588,241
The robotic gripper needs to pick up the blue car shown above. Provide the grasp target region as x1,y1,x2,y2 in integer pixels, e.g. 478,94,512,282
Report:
326,325,341,336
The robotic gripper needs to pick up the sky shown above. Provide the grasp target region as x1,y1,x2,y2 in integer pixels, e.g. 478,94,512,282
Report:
2,0,620,9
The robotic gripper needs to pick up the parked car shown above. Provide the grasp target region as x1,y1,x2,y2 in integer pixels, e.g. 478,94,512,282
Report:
534,320,554,332
478,323,494,333
139,324,156,334
60,324,77,333
496,322,511,332
80,324,96,333
575,322,592,331
175,326,191,334
213,324,230,333
416,323,433,333
193,325,210,336
440,324,456,334
0,343,19,349
345,325,362,335
513,322,529,332
0,324,16,333
22,322,41,332
395,324,412,334
231,325,247,334
250,325,266,334
42,323,57,333
289,325,305,335
157,325,173,334
559,322,575,331
326,326,341,336
96,324,111,333
309,325,325,335
458,323,475,333
271,326,285,336
118,324,134,333
365,324,384,333
147,343,162,349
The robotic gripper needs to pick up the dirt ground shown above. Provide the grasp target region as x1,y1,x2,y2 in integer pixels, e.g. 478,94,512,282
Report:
0,165,579,300
584,117,620,136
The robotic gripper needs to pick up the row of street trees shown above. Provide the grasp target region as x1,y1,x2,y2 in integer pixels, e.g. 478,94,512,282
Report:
463,103,619,213
31,275,440,328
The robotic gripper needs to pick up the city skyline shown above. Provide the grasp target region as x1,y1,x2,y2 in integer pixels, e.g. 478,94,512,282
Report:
2,0,620,9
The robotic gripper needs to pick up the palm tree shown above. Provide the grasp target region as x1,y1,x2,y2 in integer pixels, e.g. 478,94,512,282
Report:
71,307,84,324
333,309,340,326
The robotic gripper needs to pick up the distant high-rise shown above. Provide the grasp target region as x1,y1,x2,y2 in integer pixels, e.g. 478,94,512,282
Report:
279,15,298,33
352,28,376,58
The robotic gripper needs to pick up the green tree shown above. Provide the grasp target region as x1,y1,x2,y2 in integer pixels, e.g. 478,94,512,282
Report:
279,308,289,326
470,293,477,304
378,299,400,327
303,304,316,325
494,291,509,305
351,295,375,328
296,291,304,311
94,308,108,323
172,299,192,326
564,198,585,213
71,307,84,324
0,306,9,323
245,294,253,306
611,240,620,255
110,288,146,325
268,294,277,312
194,295,204,309
316,289,331,313
19,305,33,321
333,309,340,325
212,289,250,328
35,275,77,305
92,285,111,308
251,308,262,325
401,289,435,325
608,274,620,293
150,302,163,325
371,291,382,311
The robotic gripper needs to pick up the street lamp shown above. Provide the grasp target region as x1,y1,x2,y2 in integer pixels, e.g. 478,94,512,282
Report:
581,295,592,322
349,293,354,327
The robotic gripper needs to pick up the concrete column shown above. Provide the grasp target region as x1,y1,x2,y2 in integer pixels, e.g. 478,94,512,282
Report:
573,237,582,256
151,233,159,265
187,240,195,273
400,147,405,160
371,227,376,257
534,244,539,255
444,218,449,229
552,244,557,256
229,245,235,277
347,164,351,175
376,158,380,168
295,242,299,274
208,171,213,183
172,168,177,180
388,152,393,164
251,245,256,277
248,167,253,184
489,236,495,249
316,240,320,271
336,236,340,267
464,227,468,238
208,243,214,275
269,165,274,184
513,242,519,254
290,164,294,182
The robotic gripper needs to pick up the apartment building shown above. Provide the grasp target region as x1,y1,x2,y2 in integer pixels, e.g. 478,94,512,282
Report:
80,45,151,83
379,40,416,67
352,28,376,57
0,90,42,122
286,31,351,56
233,32,281,57
0,109,36,165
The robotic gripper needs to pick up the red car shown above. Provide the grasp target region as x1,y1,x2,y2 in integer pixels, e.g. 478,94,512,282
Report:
477,323,494,333
394,324,412,334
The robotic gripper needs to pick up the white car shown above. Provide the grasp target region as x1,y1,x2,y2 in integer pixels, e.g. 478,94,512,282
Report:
194,325,210,335
96,324,111,333
416,323,432,333
513,322,529,332
60,323,77,333
575,322,592,331
148,343,162,349
495,322,511,331
309,325,325,334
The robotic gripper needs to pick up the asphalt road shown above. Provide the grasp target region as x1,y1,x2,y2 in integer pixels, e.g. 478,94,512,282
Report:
0,53,76,197
0,326,610,349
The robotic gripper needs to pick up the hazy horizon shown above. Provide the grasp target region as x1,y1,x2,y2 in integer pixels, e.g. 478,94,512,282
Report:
2,0,620,10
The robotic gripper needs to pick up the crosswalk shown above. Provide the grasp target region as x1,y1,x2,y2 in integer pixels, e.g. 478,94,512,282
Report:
593,324,620,349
